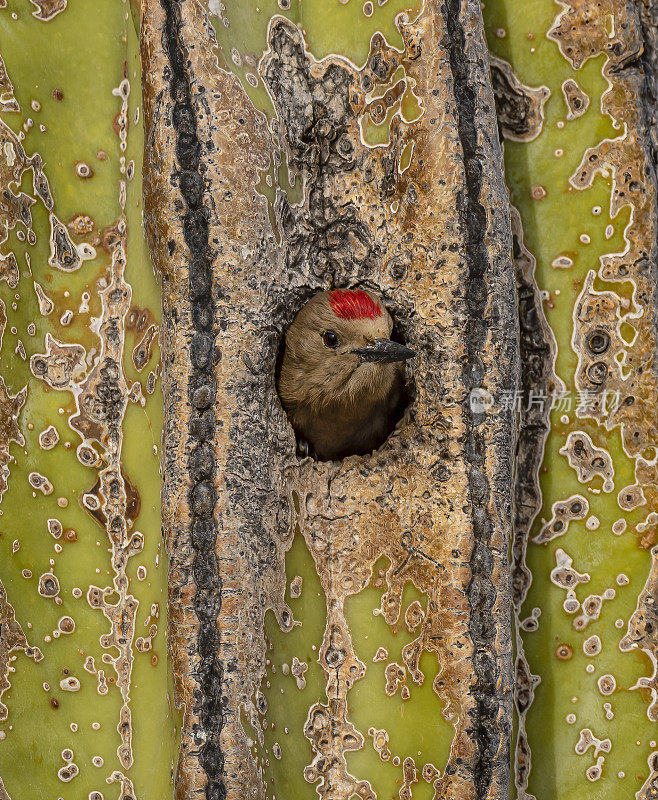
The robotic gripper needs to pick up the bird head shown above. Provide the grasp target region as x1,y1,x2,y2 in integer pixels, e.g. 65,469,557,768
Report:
279,288,415,412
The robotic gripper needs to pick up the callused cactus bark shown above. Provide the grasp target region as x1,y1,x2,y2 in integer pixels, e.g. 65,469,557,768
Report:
142,0,518,798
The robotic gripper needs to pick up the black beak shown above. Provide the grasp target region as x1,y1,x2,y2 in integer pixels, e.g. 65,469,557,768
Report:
351,338,416,364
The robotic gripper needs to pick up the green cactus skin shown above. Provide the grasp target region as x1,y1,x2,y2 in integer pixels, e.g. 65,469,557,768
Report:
483,1,658,797
0,2,179,799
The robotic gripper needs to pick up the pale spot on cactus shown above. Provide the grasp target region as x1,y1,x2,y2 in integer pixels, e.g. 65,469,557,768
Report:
289,575,302,598
28,471,53,495
573,591,615,631
57,746,78,782
550,548,590,592
38,425,59,450
68,213,95,235
533,494,588,544
38,572,59,598
520,607,541,632
33,281,54,315
74,161,93,179
586,757,605,782
575,728,611,758
598,674,616,695
368,727,392,760
618,484,646,511
559,432,614,493
583,635,602,657
291,656,307,690
58,616,75,634
562,78,589,120
373,646,388,662
60,676,81,692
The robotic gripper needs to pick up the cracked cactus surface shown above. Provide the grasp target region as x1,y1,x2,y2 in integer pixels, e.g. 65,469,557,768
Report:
0,2,179,799
484,0,658,797
142,0,516,797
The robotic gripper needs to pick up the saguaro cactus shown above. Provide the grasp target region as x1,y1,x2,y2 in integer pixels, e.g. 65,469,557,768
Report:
483,0,658,797
4,1,658,799
142,0,517,798
0,2,178,798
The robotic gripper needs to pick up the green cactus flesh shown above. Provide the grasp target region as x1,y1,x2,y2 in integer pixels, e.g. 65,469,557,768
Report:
0,2,179,798
483,0,658,797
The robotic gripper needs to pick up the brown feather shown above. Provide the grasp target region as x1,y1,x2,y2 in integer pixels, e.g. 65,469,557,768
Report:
278,290,407,460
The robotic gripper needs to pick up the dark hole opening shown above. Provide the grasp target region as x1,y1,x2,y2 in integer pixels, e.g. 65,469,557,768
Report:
274,288,415,461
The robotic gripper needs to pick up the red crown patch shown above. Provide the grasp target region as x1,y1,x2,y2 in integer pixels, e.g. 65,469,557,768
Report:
329,289,382,320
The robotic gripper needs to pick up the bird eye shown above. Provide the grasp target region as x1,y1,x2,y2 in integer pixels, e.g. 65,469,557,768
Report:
322,330,340,349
